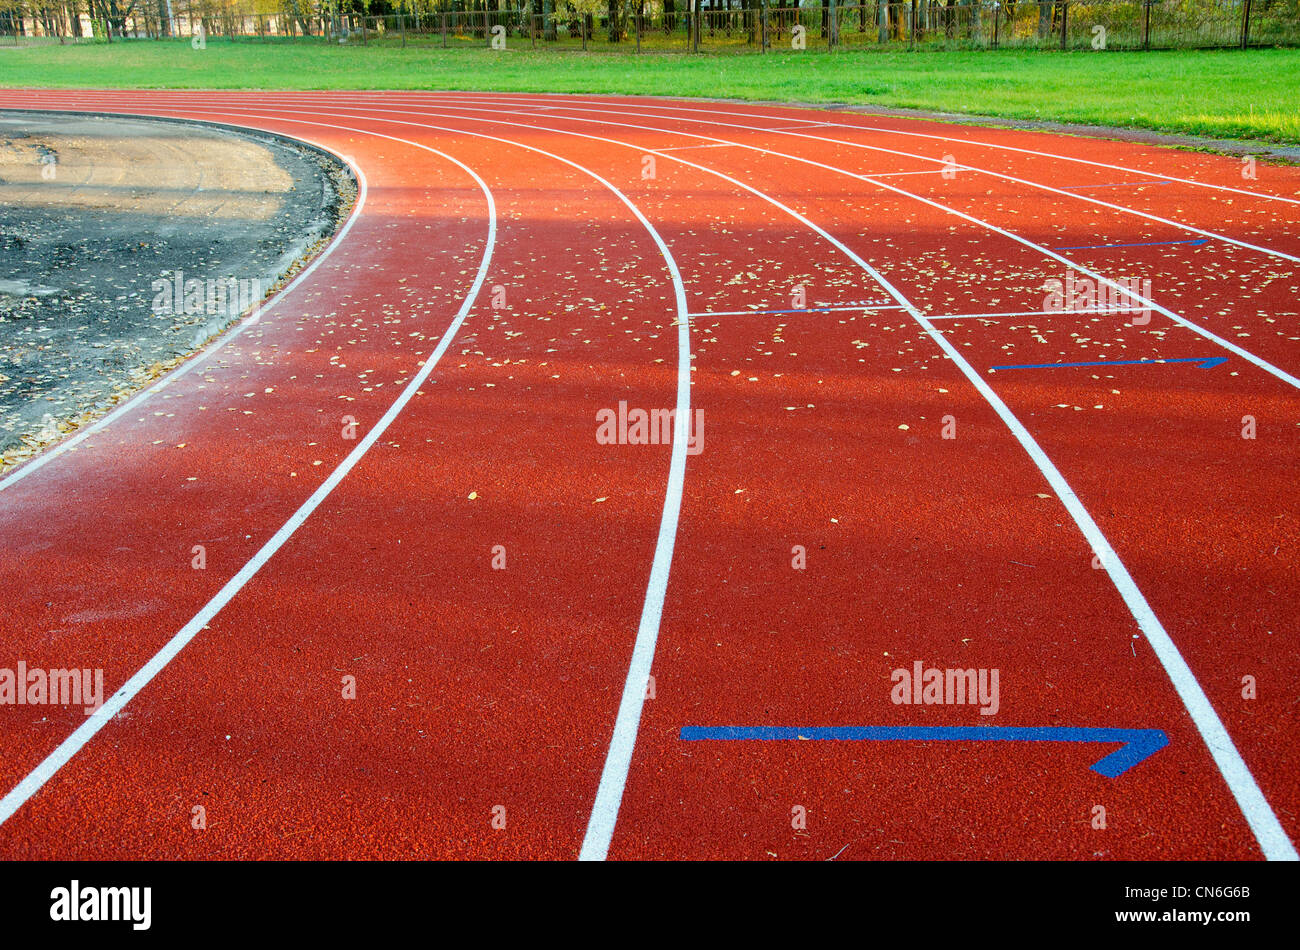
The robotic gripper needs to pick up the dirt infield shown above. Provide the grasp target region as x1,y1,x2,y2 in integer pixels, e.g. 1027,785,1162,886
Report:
0,110,351,461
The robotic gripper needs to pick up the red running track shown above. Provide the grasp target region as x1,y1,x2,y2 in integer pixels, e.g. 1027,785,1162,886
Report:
0,90,1297,860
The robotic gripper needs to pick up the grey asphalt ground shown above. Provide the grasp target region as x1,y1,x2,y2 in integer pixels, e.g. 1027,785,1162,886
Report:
0,111,350,460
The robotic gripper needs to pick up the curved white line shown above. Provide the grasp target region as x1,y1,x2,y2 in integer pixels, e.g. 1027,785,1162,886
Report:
322,90,1300,208
200,99,1299,861
251,95,1300,391
0,116,497,830
0,101,697,865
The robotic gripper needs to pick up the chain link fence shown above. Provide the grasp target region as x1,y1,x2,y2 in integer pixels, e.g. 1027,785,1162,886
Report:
3,2,1297,51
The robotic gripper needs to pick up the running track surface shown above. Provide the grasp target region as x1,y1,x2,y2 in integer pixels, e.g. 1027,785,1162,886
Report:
0,91,1297,861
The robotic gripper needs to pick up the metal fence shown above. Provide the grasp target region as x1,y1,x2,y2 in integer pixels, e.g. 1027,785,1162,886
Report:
4,2,1298,51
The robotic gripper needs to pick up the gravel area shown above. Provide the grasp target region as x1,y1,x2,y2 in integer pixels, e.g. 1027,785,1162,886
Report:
0,111,353,467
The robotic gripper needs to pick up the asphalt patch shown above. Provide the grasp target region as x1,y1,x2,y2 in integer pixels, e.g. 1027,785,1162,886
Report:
0,110,353,464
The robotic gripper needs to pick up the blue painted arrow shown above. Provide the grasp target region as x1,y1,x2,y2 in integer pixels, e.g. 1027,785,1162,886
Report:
680,726,1169,777
990,356,1227,371
1055,238,1209,251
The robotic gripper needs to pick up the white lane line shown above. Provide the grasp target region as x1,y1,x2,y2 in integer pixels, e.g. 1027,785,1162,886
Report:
690,304,903,317
334,99,1297,391
220,100,1300,862
421,92,1300,208
26,97,1298,859
657,143,736,152
928,307,1146,321
766,122,838,131
862,168,969,178
0,119,497,829
0,133,366,494
114,101,695,864
1059,181,1174,190
346,92,1300,262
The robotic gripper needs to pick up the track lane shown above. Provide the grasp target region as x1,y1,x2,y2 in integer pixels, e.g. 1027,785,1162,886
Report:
0,99,696,858
134,92,1298,382
0,113,489,782
206,98,1300,858
0,94,1294,862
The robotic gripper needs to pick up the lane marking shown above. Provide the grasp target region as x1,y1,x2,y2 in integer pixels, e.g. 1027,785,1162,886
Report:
862,168,971,179
1059,180,1173,190
28,95,1299,859
657,142,735,152
690,304,902,317
8,101,698,867
991,356,1228,371
928,307,1145,321
0,120,497,829
681,726,1170,778
1055,238,1209,251
766,122,839,131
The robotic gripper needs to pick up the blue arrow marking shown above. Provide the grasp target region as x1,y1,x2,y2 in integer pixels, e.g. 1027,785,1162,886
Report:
1055,238,1209,251
990,356,1227,371
680,726,1169,777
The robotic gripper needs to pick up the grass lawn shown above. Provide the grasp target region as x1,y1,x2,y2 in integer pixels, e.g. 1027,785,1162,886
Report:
2,41,1298,143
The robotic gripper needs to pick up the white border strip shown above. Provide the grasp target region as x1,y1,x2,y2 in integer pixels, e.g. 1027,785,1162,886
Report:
0,117,497,828
273,100,1299,861
14,96,1296,860
928,307,1146,321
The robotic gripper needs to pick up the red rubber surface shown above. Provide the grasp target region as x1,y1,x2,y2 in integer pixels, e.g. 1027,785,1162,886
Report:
0,90,1296,860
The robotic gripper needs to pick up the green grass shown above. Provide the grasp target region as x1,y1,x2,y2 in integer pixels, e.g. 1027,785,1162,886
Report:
3,40,1298,143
